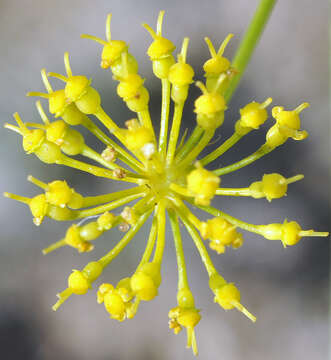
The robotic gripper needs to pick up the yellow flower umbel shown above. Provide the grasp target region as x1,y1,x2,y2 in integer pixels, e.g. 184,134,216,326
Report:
4,8,328,357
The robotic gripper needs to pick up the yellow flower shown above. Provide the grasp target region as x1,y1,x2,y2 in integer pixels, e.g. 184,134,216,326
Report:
4,8,328,356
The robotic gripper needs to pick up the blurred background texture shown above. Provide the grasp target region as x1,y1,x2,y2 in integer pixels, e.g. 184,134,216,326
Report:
0,0,329,359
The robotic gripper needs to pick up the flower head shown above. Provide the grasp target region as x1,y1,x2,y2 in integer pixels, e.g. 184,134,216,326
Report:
4,8,328,357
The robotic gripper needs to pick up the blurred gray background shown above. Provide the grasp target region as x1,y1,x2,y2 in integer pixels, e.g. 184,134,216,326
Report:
0,0,329,359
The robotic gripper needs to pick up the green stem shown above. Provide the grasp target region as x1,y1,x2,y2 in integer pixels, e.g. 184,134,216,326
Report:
215,187,251,197
178,129,214,168
214,143,272,176
56,155,140,183
81,145,123,171
168,209,189,289
200,132,243,166
166,102,185,166
137,214,158,269
175,126,204,163
82,186,145,208
99,209,153,268
75,191,146,219
138,109,156,140
154,201,167,263
224,0,276,102
179,210,217,277
171,197,217,277
159,79,171,158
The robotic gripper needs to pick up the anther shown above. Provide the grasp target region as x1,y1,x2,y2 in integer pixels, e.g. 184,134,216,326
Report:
113,168,126,179
101,146,117,163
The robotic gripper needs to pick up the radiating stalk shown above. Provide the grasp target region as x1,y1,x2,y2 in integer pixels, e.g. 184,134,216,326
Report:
159,79,171,158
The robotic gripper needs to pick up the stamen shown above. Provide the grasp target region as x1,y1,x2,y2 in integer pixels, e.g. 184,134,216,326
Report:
27,175,48,189
156,10,165,36
4,123,23,135
299,230,329,237
127,297,141,319
191,329,198,356
36,101,50,125
260,97,273,108
285,174,304,185
47,72,68,82
180,37,189,63
231,300,256,322
52,288,73,311
142,23,157,39
217,33,234,56
41,68,53,93
294,102,310,114
25,122,46,130
26,91,49,99
204,37,217,58
3,192,30,204
106,13,112,42
187,327,192,350
64,52,73,77
80,33,108,45
42,239,66,255
195,81,208,95
13,113,28,132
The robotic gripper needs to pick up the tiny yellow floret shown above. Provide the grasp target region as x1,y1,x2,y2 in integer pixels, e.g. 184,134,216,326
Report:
200,217,244,253
187,166,220,205
68,270,91,295
194,81,227,129
266,103,310,148
97,211,116,231
45,180,72,207
248,173,303,202
131,262,161,301
169,306,201,355
29,194,49,226
238,97,272,130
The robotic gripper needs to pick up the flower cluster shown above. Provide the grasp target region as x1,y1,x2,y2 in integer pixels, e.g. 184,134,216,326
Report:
4,10,328,356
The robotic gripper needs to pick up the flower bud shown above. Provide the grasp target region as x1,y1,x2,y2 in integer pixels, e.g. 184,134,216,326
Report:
65,75,90,102
97,211,116,231
68,270,90,295
75,87,101,114
187,167,220,206
101,40,127,68
30,194,49,226
48,90,67,116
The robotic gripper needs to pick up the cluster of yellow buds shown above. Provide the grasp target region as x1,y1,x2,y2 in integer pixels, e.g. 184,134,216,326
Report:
186,165,220,206
97,280,136,321
96,262,161,321
200,217,244,254
4,8,328,356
